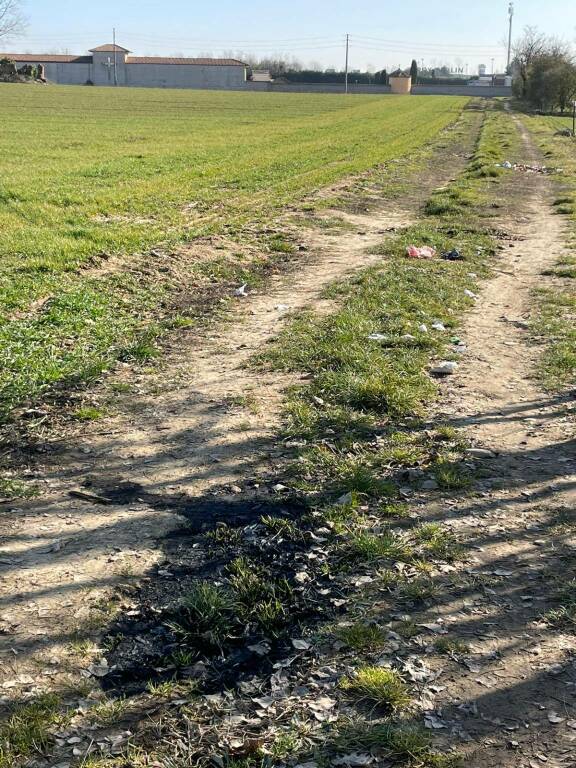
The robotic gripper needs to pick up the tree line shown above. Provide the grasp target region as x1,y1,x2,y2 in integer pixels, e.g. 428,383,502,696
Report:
512,27,576,113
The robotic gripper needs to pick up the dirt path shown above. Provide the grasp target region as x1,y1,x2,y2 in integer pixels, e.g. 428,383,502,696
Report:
0,106,488,701
3,107,576,768
421,118,576,766
0,206,414,694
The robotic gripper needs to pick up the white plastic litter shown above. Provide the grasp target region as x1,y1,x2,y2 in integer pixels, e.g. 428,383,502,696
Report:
431,321,446,331
235,284,248,297
418,324,428,333
368,333,387,341
464,289,478,299
401,333,416,341
430,361,458,375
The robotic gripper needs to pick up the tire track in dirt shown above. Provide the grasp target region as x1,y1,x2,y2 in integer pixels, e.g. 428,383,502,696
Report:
0,207,412,694
0,112,481,703
419,115,576,766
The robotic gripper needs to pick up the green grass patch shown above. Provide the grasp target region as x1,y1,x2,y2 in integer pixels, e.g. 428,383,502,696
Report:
0,694,64,768
533,287,576,387
330,721,462,767
340,666,411,711
335,622,388,650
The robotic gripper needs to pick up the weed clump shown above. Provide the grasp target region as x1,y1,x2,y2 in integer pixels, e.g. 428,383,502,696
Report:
335,622,387,650
340,666,411,711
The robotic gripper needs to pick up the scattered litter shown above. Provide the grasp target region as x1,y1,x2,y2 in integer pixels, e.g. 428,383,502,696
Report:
69,490,112,505
548,711,565,724
367,333,387,341
430,361,458,376
418,324,428,333
333,754,374,766
234,284,248,297
252,695,275,710
441,249,464,261
424,714,447,730
275,304,290,312
87,659,109,678
401,333,416,341
431,321,446,332
247,643,270,656
464,289,478,299
406,245,436,259
308,695,337,722
466,448,495,458
495,160,559,174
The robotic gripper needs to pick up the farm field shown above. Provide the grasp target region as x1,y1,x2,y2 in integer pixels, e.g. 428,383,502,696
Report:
1,95,576,768
0,86,466,419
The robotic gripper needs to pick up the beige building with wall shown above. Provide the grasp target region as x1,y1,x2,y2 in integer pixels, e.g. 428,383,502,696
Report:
2,43,247,89
389,72,412,94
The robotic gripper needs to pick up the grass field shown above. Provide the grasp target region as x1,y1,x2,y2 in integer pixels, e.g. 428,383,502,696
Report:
0,85,466,421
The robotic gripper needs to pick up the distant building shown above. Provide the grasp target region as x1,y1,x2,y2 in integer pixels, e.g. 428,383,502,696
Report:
251,69,273,82
478,64,487,76
0,43,247,89
389,69,412,94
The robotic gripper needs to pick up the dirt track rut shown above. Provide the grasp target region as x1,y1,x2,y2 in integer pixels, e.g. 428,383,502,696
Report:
424,118,576,767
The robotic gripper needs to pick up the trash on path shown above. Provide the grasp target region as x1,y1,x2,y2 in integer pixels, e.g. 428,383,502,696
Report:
466,448,496,459
495,160,559,174
234,284,248,297
441,249,464,261
430,361,458,376
464,289,478,299
69,490,112,505
406,245,436,259
431,321,446,331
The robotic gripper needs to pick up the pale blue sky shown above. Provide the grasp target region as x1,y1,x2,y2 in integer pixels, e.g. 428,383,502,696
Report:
10,0,576,74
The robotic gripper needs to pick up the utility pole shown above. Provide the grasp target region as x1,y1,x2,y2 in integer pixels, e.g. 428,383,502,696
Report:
113,27,118,86
345,33,349,94
506,2,514,73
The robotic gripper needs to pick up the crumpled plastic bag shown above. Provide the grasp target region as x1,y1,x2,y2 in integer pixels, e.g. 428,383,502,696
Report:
406,245,437,259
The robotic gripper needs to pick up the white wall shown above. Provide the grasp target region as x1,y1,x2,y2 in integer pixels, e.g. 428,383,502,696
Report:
124,63,245,89
23,58,246,89
37,61,92,85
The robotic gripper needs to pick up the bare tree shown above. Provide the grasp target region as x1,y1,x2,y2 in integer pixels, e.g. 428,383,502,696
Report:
512,26,550,97
0,0,26,42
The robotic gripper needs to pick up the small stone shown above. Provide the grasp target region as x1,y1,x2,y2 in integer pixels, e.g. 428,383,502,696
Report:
466,448,496,459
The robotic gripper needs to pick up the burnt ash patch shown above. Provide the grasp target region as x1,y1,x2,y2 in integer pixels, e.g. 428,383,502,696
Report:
100,487,341,696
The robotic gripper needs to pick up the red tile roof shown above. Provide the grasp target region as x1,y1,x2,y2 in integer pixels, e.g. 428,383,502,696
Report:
1,53,92,63
1,52,245,66
90,44,131,53
127,56,245,66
